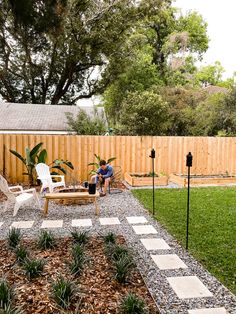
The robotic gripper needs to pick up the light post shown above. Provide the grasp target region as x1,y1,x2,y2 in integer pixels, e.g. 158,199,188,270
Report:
149,148,155,216
186,152,193,250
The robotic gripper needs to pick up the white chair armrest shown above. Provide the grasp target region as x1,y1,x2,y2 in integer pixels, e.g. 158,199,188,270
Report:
9,185,23,192
23,188,36,193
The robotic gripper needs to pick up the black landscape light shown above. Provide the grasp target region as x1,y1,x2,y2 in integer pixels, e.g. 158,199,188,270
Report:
149,148,156,216
186,152,193,250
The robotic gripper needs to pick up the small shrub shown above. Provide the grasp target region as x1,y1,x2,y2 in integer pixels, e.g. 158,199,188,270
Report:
114,255,133,283
52,276,76,309
103,232,117,245
23,258,45,280
7,228,21,249
0,279,13,310
15,245,28,265
111,245,130,262
120,293,148,314
70,230,89,246
70,244,86,276
37,230,56,250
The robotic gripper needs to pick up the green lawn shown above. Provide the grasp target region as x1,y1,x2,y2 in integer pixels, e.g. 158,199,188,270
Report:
132,187,236,294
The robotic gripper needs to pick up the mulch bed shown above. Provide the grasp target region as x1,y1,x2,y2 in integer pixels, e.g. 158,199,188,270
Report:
0,236,159,313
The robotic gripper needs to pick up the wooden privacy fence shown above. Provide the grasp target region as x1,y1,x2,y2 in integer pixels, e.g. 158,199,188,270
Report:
0,134,236,183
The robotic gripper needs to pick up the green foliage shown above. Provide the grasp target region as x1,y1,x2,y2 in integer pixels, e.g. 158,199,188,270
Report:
195,61,225,86
37,230,56,250
114,255,133,284
10,143,46,185
105,244,129,262
118,90,169,135
70,230,89,246
23,258,45,280
219,87,236,135
88,154,116,175
70,243,87,276
0,0,138,104
120,293,148,314
10,142,73,185
103,232,117,245
7,228,21,249
15,245,28,265
0,279,13,310
52,276,76,309
133,187,236,294
66,109,107,135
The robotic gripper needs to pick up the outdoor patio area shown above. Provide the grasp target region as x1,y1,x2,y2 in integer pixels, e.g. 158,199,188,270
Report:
0,190,235,314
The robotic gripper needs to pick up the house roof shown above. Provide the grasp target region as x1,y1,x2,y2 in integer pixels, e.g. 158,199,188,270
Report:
0,102,106,132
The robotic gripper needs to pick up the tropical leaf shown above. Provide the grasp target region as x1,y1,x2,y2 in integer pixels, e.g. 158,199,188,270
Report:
10,149,26,165
38,149,47,163
88,162,99,167
89,170,97,175
107,157,116,163
51,166,67,174
25,148,33,166
94,154,101,161
30,142,43,157
62,160,74,169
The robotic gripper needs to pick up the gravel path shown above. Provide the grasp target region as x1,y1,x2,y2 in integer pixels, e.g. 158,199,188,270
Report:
0,190,235,314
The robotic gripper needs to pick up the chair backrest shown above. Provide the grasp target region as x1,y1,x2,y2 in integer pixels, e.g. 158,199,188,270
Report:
35,163,52,184
112,166,122,181
0,175,16,201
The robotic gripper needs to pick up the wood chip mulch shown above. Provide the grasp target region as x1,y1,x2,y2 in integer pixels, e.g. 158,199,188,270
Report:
0,236,159,313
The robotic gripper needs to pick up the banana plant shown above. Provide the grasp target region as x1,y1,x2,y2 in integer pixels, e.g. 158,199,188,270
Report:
10,142,47,185
88,154,116,175
10,143,74,185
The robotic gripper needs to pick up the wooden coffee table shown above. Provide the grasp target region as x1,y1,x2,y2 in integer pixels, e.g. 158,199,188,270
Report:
43,191,100,217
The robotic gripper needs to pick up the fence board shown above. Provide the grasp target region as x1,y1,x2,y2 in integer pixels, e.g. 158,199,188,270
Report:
0,134,235,183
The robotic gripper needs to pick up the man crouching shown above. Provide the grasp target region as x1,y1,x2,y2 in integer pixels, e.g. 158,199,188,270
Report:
91,160,113,197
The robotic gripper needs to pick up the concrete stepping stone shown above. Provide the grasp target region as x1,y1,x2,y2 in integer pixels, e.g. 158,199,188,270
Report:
141,238,170,250
41,220,63,228
188,308,228,314
132,225,157,235
167,276,213,299
11,221,34,229
126,216,148,224
99,217,120,225
151,254,188,270
72,219,92,227
0,222,4,228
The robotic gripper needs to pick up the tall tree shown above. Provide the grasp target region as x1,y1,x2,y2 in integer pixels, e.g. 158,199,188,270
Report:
0,0,137,104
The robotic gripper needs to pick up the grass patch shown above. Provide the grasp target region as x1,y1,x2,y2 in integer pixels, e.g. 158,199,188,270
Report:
132,187,236,294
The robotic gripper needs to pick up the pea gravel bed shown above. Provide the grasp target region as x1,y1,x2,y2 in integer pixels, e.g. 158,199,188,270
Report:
0,190,235,313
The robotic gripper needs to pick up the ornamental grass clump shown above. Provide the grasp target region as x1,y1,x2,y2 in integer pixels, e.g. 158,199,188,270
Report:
103,232,117,245
70,244,86,276
114,255,133,284
0,278,13,310
110,245,130,262
15,245,28,265
0,305,23,314
37,230,56,250
22,258,45,280
52,276,76,310
70,230,89,246
120,293,148,314
7,228,21,249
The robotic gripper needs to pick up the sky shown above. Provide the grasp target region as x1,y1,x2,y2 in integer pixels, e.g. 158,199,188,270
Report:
174,0,236,79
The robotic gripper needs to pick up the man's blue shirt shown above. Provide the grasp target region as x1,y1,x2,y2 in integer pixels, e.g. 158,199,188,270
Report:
97,164,113,178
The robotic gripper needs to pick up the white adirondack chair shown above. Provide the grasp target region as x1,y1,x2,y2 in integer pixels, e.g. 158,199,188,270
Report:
35,163,65,193
0,175,40,216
